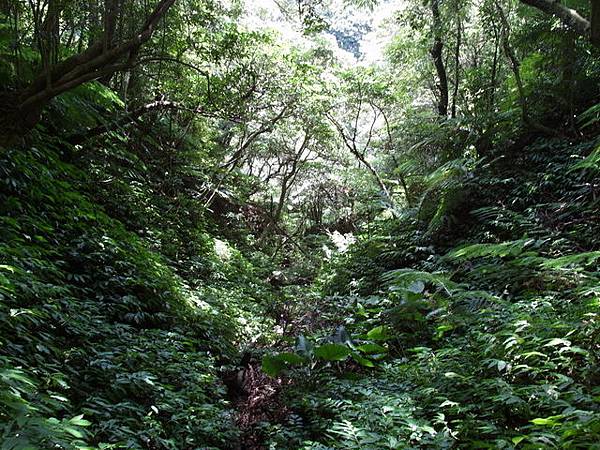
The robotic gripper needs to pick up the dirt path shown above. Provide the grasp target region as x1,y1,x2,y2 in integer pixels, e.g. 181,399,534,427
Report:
223,361,292,449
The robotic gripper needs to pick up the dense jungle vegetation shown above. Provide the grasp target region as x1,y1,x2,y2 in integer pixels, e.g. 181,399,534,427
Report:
1,0,600,448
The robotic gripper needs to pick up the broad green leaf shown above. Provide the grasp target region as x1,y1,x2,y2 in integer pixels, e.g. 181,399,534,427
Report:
530,415,564,426
356,343,387,354
272,352,305,365
314,343,351,361
261,352,305,377
351,352,375,367
69,415,91,426
512,435,527,445
63,425,86,438
261,355,286,377
366,326,389,341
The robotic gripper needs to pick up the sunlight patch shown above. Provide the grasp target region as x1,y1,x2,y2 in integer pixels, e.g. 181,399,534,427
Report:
323,230,356,258
214,238,232,261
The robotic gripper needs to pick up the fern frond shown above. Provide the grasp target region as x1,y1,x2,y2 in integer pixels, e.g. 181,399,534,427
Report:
540,251,600,269
445,239,540,260
578,103,600,129
451,291,503,313
569,144,600,173
381,269,459,295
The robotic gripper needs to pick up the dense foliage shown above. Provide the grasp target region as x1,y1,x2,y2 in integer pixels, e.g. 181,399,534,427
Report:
2,0,600,449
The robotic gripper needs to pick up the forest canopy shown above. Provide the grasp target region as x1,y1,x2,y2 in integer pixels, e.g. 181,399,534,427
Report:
1,0,600,449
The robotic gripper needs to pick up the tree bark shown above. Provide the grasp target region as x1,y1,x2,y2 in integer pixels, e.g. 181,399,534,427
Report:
0,0,177,145
451,18,461,118
430,0,449,117
518,0,597,46
496,0,563,137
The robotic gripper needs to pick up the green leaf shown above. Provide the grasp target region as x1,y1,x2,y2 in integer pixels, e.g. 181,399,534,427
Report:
366,326,389,341
69,415,91,426
351,352,375,367
382,269,457,294
544,338,570,347
446,239,537,260
541,251,600,269
261,355,286,377
261,352,305,377
530,415,564,426
435,324,454,339
520,351,547,359
272,352,306,365
444,372,465,379
569,143,600,169
356,343,387,354
421,425,436,434
63,426,85,438
314,343,351,361
512,435,527,445
563,346,588,355
408,346,432,353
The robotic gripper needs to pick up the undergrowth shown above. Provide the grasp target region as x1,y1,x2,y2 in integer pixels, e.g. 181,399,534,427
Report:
259,135,600,449
0,97,275,449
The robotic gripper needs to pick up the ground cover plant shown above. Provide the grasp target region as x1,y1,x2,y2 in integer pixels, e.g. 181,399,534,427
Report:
1,0,600,448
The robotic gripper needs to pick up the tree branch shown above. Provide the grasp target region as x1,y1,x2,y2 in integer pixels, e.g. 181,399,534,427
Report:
67,99,203,144
519,0,593,43
2,0,178,142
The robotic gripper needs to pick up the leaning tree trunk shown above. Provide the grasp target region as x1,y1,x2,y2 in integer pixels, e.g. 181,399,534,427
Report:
0,0,177,146
495,0,562,137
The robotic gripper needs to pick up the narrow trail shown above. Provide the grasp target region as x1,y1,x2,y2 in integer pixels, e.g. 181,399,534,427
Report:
226,361,291,450
224,270,323,450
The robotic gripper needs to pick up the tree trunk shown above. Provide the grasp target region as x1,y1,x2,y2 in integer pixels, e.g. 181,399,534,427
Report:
0,0,177,145
354,150,394,207
489,25,499,109
495,0,562,136
274,134,310,222
497,6,531,124
430,0,449,117
451,18,461,118
518,0,597,47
